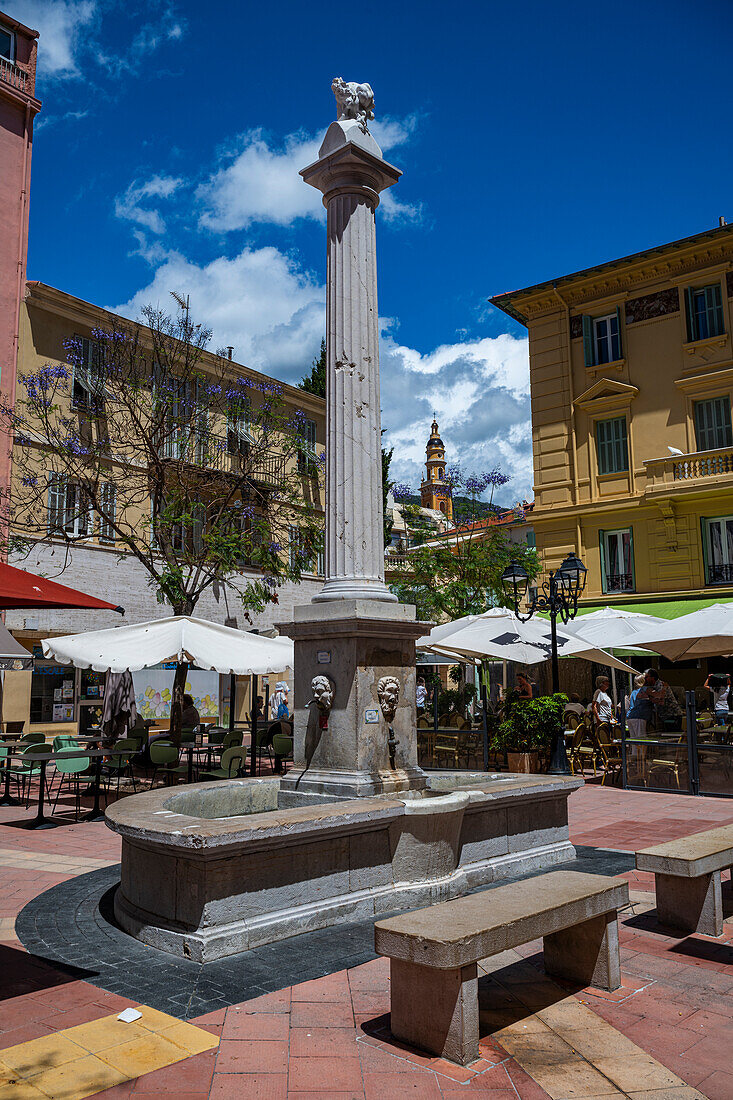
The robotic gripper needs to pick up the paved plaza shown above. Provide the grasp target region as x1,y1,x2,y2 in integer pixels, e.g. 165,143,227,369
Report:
0,784,731,1099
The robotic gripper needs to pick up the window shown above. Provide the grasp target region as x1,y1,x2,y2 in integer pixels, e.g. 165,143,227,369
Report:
600,528,634,593
596,417,629,475
98,483,116,542
289,526,318,572
0,25,15,61
227,397,251,456
299,419,317,448
593,314,621,365
694,396,732,452
297,418,318,474
71,336,105,411
47,474,91,538
703,515,733,585
582,307,623,367
685,283,724,342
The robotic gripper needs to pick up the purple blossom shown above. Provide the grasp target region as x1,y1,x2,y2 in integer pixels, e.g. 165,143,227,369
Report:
392,483,413,500
21,475,38,487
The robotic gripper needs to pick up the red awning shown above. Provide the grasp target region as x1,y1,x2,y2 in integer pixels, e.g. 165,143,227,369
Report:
0,562,124,613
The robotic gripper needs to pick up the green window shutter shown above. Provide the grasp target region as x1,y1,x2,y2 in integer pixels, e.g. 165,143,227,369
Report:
615,305,623,359
700,516,710,586
706,283,724,337
684,286,695,341
628,527,635,590
582,315,594,367
615,416,629,472
596,420,608,474
599,530,607,594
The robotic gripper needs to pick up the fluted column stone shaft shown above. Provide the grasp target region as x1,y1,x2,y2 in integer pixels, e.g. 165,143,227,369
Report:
301,128,400,602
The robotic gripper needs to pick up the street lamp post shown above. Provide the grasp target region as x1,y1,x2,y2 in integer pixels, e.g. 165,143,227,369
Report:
500,552,587,776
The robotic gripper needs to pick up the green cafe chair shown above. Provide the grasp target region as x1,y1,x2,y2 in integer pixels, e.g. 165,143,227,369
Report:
51,738,90,820
272,732,293,774
201,746,247,781
149,739,187,788
19,732,46,745
102,738,138,800
7,742,47,806
180,726,197,745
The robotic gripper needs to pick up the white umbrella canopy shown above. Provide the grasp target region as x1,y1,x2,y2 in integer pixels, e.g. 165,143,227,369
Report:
564,607,668,651
631,602,733,661
42,615,294,675
416,607,635,672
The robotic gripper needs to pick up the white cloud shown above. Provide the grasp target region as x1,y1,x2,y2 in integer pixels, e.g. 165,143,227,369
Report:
12,0,96,77
115,174,183,235
197,118,422,232
110,246,325,381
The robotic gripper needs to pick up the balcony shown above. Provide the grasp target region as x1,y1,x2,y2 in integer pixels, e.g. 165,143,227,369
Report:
604,573,634,593
644,446,733,497
0,57,27,92
158,432,286,486
707,563,733,586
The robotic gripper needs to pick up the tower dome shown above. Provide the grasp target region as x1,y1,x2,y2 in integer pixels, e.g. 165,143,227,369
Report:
420,418,453,522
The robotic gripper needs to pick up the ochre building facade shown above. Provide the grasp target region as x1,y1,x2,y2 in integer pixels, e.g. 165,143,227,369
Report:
492,221,733,610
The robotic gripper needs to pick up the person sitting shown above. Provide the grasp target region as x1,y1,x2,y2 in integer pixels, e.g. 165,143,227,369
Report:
644,668,683,731
516,671,533,699
181,694,200,730
564,693,586,717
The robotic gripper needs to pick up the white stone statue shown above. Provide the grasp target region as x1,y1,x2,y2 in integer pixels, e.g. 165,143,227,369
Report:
310,674,335,715
331,77,375,133
377,676,400,723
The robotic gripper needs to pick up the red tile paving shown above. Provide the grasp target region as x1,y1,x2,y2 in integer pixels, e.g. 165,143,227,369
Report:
3,781,733,1095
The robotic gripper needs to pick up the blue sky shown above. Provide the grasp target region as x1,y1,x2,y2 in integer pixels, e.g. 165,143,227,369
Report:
13,0,733,505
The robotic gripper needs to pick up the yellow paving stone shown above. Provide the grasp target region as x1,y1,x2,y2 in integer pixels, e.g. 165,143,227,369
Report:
30,1053,127,1100
627,1089,707,1099
528,1058,626,1098
133,1004,186,1031
63,1015,150,1053
0,1077,47,1100
1,1033,86,1078
493,1015,555,1038
159,1021,220,1055
593,1054,689,1093
561,1025,644,1060
94,1032,185,1077
536,997,614,1031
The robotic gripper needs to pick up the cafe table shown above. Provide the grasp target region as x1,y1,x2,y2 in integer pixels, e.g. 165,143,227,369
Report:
1,745,110,828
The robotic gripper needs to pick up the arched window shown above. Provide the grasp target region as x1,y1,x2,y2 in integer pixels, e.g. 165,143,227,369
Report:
439,501,446,513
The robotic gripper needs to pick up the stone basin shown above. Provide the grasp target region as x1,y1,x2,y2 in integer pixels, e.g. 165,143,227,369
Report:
106,771,582,962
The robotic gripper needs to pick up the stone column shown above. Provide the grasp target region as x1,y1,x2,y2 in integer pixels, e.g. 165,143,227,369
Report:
301,119,399,602
278,88,428,806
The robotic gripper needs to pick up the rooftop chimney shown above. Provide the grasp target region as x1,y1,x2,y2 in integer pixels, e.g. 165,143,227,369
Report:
720,216,727,227
227,346,234,360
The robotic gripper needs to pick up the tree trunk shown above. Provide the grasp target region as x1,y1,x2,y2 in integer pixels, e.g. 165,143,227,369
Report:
170,660,189,747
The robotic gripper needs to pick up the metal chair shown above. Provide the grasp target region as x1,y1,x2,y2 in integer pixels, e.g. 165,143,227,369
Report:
102,738,138,799
200,746,247,780
51,738,90,819
149,740,184,788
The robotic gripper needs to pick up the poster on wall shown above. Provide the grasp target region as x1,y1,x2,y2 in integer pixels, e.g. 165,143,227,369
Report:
53,687,62,702
132,668,220,722
62,680,74,700
52,703,73,722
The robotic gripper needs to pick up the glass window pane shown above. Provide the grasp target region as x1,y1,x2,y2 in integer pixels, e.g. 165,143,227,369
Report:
0,29,12,59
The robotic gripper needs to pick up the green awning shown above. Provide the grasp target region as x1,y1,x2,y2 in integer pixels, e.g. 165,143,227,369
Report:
575,596,730,620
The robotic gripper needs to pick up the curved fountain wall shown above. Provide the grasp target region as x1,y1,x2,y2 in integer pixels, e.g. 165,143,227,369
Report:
106,772,582,962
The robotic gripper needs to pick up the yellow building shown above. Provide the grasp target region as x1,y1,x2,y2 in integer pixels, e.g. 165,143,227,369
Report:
3,281,325,735
491,220,733,615
420,418,453,522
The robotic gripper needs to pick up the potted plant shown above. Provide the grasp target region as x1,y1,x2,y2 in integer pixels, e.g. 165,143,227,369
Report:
493,691,567,773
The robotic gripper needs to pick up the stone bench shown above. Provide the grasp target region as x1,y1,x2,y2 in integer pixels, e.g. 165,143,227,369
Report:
636,824,733,937
374,869,629,1065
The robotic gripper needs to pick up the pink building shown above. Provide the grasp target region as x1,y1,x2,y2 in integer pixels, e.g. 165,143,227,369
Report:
0,10,40,550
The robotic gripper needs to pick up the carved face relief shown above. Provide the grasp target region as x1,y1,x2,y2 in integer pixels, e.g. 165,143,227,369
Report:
331,76,375,131
377,676,400,722
311,675,335,714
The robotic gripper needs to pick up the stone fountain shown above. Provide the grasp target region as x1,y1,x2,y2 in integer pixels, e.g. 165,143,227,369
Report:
106,79,582,962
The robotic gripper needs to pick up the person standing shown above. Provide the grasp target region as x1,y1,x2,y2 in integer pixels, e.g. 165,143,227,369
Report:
705,672,731,722
592,676,615,726
270,682,290,720
626,674,653,738
416,676,427,713
644,668,683,731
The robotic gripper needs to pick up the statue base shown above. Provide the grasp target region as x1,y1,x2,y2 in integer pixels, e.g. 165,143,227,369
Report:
277,600,429,807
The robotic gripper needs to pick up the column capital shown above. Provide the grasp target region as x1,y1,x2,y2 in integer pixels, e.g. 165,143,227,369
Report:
301,127,401,206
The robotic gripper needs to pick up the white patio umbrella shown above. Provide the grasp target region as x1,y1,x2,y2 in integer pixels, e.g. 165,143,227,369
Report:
416,607,635,672
566,607,668,651
631,602,733,661
42,615,294,674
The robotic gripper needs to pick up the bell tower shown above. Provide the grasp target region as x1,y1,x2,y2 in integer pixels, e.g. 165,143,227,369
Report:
420,418,452,521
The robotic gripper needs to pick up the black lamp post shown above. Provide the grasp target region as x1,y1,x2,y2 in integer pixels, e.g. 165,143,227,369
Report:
500,552,587,775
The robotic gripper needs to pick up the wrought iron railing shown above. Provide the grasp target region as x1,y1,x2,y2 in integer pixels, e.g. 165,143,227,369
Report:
708,563,733,585
158,431,286,484
0,57,27,92
605,572,634,592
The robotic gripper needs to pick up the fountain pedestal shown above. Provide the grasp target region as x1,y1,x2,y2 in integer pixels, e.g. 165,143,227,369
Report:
278,601,428,805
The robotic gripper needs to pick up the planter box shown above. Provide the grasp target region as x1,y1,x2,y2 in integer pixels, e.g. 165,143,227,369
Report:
507,751,541,774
